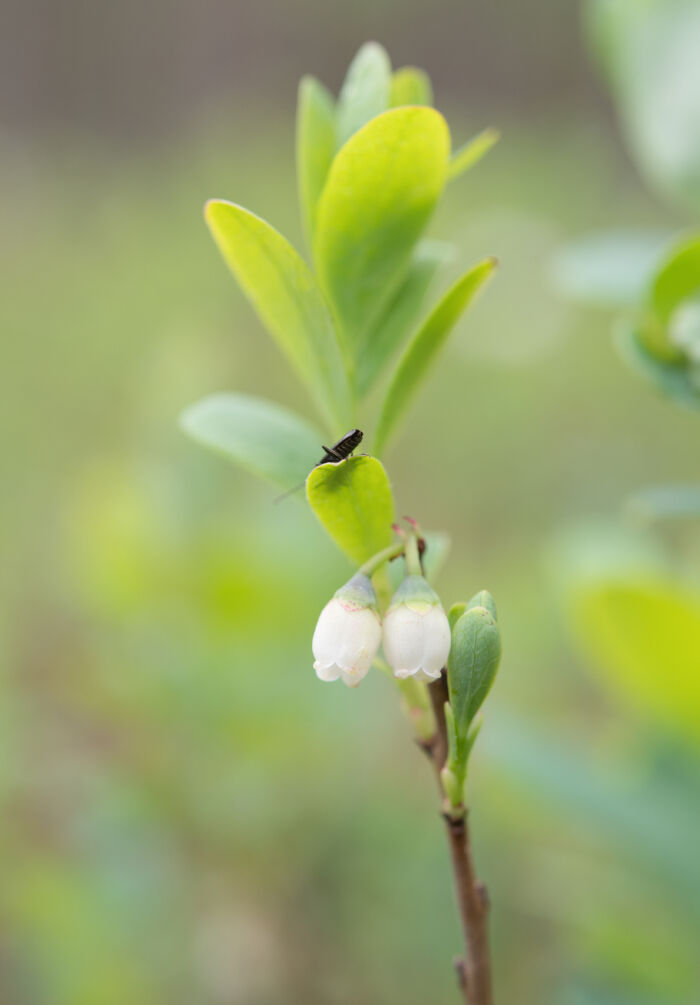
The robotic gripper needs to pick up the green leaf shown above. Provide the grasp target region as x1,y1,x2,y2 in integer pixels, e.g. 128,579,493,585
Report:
448,128,499,181
180,392,322,489
314,107,451,349
374,257,496,454
448,603,466,633
447,605,502,735
650,233,700,324
550,229,674,309
205,200,353,432
306,455,395,564
566,571,700,744
390,67,433,107
296,76,336,246
336,42,391,148
356,241,453,395
615,321,700,409
467,589,498,621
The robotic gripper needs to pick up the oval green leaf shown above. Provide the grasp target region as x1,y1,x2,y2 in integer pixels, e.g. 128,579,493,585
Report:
314,107,451,349
447,606,502,735
390,67,433,107
205,199,352,433
336,42,391,148
180,392,323,489
306,455,395,564
296,75,336,246
374,256,496,454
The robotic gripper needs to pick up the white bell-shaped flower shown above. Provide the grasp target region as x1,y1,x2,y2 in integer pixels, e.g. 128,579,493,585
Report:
312,573,382,688
383,574,451,682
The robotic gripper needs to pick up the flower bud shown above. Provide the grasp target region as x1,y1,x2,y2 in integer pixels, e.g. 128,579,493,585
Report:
383,574,451,682
312,573,382,687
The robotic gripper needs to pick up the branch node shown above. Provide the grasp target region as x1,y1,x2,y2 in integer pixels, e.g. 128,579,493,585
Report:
453,955,468,990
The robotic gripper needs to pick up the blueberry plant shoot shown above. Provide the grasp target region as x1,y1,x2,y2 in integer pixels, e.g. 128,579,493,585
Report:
182,43,502,1004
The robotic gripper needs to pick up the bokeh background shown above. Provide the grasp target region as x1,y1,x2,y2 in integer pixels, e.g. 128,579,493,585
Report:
2,2,699,1003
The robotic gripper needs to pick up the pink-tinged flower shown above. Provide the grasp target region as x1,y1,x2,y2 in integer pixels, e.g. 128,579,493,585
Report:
383,575,451,682
312,573,382,688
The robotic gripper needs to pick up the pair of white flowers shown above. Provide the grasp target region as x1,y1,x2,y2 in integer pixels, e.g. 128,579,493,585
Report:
313,571,451,688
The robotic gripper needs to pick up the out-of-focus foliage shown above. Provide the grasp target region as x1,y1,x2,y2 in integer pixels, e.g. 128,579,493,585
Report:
558,535,700,745
556,1,700,346
586,0,700,214
617,232,700,409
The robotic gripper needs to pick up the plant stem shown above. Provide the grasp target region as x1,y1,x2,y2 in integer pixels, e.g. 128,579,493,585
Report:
359,539,406,578
404,533,422,576
426,673,493,1005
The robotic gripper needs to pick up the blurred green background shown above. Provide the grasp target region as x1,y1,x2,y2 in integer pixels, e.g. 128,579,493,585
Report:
2,2,699,1003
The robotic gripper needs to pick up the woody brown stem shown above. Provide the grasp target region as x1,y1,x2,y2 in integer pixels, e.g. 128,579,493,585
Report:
426,672,493,1005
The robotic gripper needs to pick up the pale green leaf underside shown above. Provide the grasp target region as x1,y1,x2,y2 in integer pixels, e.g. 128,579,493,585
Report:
375,257,496,454
296,76,336,247
314,107,451,350
180,392,322,489
336,42,391,148
306,455,395,564
205,200,352,433
448,128,499,181
390,67,433,107
356,240,453,395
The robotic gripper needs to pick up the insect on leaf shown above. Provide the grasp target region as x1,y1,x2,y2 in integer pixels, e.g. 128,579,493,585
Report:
374,257,496,454
180,392,323,490
306,456,395,565
205,200,353,433
296,75,336,247
336,42,392,148
314,106,451,351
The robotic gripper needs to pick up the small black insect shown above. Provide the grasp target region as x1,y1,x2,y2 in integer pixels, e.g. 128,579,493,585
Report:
317,428,364,465
275,428,364,503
